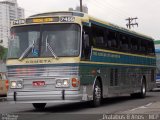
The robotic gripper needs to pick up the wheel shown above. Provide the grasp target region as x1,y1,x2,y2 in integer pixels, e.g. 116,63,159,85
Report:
138,80,146,98
131,80,146,98
32,103,46,110
91,80,102,107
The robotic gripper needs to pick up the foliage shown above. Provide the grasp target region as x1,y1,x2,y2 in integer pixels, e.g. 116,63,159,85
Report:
0,45,8,61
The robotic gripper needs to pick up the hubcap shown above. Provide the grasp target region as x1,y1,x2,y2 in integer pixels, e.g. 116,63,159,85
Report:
95,85,101,100
142,83,146,94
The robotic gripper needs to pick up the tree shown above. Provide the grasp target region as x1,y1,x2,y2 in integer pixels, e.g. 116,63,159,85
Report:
0,45,7,61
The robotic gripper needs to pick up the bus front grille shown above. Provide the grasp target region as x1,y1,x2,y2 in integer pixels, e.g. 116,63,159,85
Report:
7,65,79,78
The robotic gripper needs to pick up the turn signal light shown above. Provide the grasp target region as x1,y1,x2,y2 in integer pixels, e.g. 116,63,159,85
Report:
72,78,80,87
5,80,9,90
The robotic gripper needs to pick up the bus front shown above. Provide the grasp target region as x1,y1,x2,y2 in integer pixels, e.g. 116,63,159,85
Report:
7,12,85,109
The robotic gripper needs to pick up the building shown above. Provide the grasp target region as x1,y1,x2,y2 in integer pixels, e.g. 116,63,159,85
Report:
0,0,24,48
0,61,6,72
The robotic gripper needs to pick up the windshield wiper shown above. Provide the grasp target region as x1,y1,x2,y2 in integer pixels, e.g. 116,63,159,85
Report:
18,40,35,61
45,35,59,59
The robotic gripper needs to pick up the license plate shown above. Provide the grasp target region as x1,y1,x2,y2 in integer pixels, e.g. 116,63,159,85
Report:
33,81,45,87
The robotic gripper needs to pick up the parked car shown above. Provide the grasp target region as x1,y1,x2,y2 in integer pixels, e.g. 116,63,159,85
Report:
0,72,8,97
156,75,160,88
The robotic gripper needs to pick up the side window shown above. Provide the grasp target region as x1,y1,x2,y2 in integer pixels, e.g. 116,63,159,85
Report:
140,39,147,54
130,37,139,53
147,41,155,55
94,37,104,48
91,25,105,49
119,34,130,51
107,30,118,49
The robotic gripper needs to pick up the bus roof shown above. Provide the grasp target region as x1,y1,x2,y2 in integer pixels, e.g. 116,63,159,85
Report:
29,11,85,18
29,11,153,41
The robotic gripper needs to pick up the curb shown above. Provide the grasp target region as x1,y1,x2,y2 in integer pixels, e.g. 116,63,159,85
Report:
0,97,7,102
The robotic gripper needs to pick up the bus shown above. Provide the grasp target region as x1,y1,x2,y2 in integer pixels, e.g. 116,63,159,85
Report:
7,11,156,110
154,40,160,88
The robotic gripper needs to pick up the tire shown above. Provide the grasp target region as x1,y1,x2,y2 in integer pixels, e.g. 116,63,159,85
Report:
91,80,102,107
32,103,46,110
130,79,146,98
137,80,146,98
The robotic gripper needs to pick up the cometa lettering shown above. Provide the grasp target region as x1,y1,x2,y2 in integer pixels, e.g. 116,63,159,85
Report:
25,60,52,64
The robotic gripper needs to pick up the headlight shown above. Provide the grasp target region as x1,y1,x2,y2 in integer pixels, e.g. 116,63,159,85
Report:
17,81,23,88
10,80,23,89
11,81,17,88
56,80,63,87
56,79,69,88
63,79,69,86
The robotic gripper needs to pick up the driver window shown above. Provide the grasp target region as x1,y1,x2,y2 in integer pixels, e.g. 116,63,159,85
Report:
84,34,89,49
82,26,91,60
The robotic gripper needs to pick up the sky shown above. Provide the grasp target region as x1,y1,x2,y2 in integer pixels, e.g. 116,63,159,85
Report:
16,0,160,40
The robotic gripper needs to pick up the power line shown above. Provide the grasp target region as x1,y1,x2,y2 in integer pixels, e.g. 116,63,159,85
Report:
86,0,124,25
86,0,140,30
126,17,138,29
88,0,129,18
102,0,131,17
87,0,128,21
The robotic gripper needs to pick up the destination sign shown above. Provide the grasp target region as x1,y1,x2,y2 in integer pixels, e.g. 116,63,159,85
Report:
26,17,59,24
60,17,75,22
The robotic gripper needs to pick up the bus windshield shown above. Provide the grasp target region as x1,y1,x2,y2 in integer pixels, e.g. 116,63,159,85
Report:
8,24,81,59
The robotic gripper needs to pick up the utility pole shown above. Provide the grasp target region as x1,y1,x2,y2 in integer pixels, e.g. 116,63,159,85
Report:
80,0,83,12
126,17,138,29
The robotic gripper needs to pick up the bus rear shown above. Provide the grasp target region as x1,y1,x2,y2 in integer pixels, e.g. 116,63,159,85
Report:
7,12,86,109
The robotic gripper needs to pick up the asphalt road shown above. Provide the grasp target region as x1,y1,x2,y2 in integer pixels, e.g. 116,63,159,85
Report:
0,90,160,120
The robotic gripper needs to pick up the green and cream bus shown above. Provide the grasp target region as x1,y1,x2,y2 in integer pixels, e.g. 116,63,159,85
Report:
7,11,156,110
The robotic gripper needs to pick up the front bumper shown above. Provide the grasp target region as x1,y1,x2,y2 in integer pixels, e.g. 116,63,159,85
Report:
7,90,83,103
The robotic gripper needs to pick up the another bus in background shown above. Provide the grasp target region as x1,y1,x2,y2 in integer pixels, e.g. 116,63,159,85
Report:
154,40,160,88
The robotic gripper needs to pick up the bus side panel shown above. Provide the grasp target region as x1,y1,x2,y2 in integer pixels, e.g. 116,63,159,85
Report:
79,63,109,100
79,62,155,100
